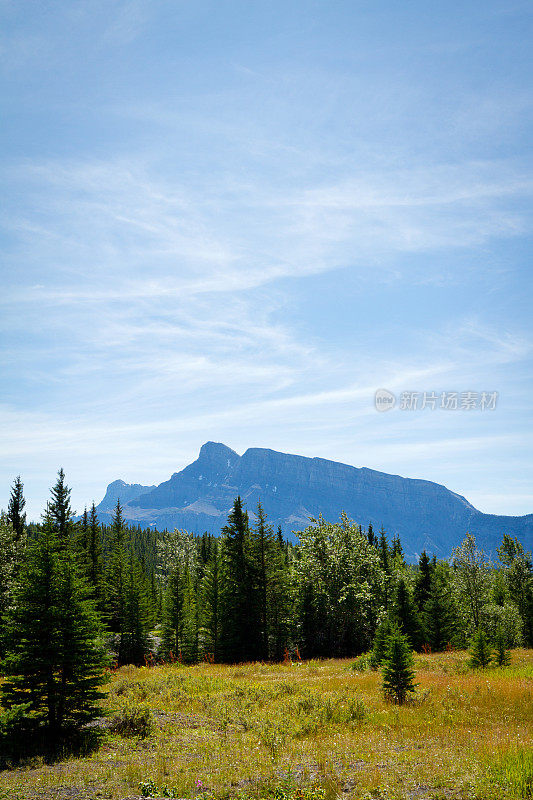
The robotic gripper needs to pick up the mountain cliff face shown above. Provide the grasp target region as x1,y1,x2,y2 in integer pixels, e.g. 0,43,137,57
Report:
95,441,533,557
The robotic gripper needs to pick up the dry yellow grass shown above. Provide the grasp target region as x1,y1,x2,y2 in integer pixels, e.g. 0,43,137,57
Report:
0,649,532,800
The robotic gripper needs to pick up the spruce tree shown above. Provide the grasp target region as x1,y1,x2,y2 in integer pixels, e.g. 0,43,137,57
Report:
200,541,221,660
423,564,457,651
119,554,153,666
219,497,256,663
253,503,271,660
414,550,434,613
394,578,422,650
391,534,405,564
49,468,74,543
88,503,102,599
381,628,417,704
379,527,390,573
105,499,127,636
1,513,107,740
7,476,26,542
267,525,291,661
367,523,375,547
468,628,493,669
494,627,511,667
371,616,396,668
0,513,24,657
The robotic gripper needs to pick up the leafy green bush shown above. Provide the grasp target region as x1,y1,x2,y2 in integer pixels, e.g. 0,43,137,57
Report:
350,653,371,672
109,703,154,738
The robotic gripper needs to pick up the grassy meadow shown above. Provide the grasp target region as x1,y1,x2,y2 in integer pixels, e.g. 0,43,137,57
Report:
1,649,532,800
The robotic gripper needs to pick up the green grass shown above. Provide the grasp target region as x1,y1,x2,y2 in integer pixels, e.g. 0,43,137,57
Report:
0,649,532,800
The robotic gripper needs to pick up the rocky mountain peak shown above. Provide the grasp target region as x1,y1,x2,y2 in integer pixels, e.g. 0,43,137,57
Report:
197,441,240,468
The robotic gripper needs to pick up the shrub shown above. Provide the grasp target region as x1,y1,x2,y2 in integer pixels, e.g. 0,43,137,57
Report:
109,703,154,738
0,703,40,766
350,653,371,672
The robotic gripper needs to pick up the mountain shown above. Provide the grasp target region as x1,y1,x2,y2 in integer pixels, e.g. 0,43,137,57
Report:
95,441,533,557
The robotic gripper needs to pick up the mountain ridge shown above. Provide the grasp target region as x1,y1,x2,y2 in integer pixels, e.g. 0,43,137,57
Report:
95,441,533,557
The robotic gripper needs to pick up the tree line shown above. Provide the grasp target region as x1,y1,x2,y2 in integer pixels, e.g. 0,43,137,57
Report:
0,470,532,746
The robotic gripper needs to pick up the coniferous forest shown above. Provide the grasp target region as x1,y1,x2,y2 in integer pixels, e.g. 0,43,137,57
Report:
1,469,532,756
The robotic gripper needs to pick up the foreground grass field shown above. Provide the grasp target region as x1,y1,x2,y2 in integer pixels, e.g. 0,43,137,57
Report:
1,650,532,800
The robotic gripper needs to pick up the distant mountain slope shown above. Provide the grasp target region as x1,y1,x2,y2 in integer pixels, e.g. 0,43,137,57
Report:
95,441,533,557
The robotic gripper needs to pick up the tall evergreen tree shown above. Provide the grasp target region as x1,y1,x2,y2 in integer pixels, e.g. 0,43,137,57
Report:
1,512,107,740
105,499,127,636
48,468,74,543
422,563,457,651
219,497,257,663
200,540,221,660
414,550,434,613
367,523,376,547
394,578,422,650
391,534,405,565
7,476,26,542
88,503,102,598
119,554,153,666
0,513,25,657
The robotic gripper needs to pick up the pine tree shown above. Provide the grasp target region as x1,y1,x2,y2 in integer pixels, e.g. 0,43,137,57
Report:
378,527,390,573
371,616,396,667
200,541,221,660
105,499,127,635
422,564,457,651
394,578,422,650
219,497,257,663
391,534,405,564
367,523,376,547
414,550,434,613
88,503,102,598
468,628,493,669
48,468,74,543
7,476,26,542
0,513,24,657
381,629,417,704
1,514,107,740
119,555,153,666
267,525,291,661
494,627,511,667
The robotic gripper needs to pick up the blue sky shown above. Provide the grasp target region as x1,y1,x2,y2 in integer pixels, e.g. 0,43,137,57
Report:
1,0,532,522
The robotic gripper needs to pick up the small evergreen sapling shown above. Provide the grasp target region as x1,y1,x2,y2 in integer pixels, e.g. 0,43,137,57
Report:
494,627,511,667
370,616,396,668
381,628,418,704
468,628,493,669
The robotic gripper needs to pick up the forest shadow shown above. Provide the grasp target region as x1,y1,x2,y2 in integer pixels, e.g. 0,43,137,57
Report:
0,724,104,771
